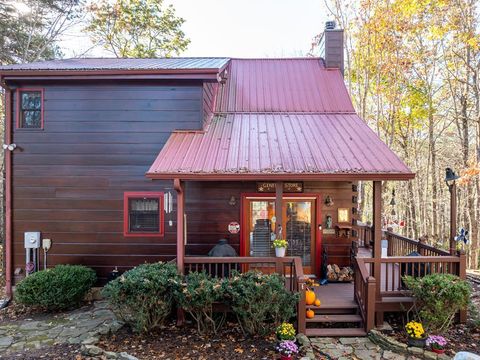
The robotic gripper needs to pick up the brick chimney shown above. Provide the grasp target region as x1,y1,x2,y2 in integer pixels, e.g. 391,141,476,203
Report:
318,21,344,74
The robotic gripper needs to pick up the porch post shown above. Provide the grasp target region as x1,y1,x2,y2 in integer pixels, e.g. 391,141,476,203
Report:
275,181,283,237
174,178,185,274
449,181,457,255
373,181,383,326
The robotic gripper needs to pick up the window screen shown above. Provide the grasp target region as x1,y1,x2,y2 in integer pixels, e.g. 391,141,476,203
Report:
128,197,160,233
19,90,42,129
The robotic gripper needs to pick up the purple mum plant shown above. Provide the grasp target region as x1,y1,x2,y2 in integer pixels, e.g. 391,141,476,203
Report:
426,335,448,350
276,340,299,356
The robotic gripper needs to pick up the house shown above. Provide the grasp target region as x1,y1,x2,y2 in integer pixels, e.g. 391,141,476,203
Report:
0,24,465,336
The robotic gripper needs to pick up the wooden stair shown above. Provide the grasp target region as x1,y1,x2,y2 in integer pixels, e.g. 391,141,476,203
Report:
305,299,367,337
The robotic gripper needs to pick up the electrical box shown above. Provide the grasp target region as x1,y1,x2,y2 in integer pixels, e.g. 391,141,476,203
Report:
24,232,41,249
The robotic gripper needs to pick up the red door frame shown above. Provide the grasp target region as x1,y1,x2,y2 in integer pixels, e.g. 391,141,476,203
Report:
240,192,322,277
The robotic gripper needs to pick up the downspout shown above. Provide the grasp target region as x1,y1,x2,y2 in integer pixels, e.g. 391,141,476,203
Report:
1,76,13,299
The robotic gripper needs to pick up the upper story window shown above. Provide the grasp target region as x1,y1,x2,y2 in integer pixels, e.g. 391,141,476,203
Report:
17,89,44,129
124,192,164,237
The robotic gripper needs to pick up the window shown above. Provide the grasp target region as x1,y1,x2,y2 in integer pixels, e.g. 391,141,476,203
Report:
17,89,44,129
124,192,164,237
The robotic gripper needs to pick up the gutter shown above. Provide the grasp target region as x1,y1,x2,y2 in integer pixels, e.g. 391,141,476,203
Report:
1,75,13,299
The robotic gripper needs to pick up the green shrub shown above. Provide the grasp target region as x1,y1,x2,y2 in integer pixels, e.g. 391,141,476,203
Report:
222,271,298,336
16,265,96,311
175,271,225,335
403,273,471,333
102,262,180,333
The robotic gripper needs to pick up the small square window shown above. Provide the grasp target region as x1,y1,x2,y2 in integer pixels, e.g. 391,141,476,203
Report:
124,192,164,237
17,89,43,129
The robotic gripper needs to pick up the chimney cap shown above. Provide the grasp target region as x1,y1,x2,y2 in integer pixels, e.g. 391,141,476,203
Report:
325,21,336,30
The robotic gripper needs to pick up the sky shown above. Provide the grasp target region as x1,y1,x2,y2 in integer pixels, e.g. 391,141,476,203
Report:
61,0,331,58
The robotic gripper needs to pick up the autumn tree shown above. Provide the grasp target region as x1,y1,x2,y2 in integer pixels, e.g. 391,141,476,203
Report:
85,0,190,58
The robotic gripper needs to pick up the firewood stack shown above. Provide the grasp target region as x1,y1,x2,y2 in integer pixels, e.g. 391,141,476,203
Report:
326,264,354,282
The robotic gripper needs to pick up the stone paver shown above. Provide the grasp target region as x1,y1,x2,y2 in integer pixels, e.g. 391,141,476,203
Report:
0,301,124,355
301,333,453,360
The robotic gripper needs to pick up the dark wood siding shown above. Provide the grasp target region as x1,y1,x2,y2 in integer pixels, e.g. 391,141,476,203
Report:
11,81,203,282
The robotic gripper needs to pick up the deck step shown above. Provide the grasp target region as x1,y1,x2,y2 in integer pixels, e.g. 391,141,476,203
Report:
307,301,358,310
305,328,367,337
306,314,363,323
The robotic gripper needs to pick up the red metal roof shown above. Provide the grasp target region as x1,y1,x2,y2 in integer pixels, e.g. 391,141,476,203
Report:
218,59,354,113
147,113,413,180
0,57,229,72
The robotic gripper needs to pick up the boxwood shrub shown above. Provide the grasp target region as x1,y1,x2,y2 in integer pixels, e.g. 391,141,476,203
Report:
403,273,471,333
175,271,225,335
222,270,299,336
15,265,96,311
102,262,181,333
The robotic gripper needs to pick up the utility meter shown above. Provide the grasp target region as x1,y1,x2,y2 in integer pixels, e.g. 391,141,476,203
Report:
24,232,41,249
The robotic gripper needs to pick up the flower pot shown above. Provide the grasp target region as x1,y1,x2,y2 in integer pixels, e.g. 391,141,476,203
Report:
280,355,292,360
407,336,426,348
431,348,446,354
275,247,286,257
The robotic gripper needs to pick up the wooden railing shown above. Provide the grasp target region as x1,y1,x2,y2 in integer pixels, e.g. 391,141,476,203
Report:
357,223,373,248
361,254,465,297
353,257,375,331
384,231,451,257
184,256,307,333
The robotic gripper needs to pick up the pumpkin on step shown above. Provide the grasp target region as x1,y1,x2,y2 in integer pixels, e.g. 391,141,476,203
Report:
314,299,321,307
306,309,315,319
305,290,316,305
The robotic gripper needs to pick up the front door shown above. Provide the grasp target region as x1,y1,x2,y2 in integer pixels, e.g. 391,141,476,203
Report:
244,197,317,274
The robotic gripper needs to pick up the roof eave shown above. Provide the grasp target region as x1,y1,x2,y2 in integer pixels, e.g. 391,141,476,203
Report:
145,172,416,181
0,68,224,81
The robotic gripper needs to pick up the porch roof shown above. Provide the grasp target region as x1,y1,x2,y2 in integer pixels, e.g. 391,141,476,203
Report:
146,113,414,181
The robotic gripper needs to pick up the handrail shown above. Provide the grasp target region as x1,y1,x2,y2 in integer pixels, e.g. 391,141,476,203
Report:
353,257,375,331
384,231,451,257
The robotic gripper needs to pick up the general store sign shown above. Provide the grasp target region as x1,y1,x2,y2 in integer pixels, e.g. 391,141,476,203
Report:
256,182,303,193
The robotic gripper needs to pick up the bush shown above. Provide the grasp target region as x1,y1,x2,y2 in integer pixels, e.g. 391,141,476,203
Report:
16,265,96,311
175,271,225,335
403,273,471,333
102,262,180,333
222,271,298,336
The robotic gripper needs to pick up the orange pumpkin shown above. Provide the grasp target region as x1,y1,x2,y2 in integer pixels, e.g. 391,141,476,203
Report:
305,290,316,305
306,309,315,319
314,299,321,307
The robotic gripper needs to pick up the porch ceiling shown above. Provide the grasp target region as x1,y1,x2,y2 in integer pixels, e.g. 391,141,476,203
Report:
146,113,415,181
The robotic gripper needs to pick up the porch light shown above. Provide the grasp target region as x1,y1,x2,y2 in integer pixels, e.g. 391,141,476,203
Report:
445,167,460,188
229,196,237,206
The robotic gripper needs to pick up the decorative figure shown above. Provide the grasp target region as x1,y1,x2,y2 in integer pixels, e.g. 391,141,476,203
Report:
455,228,469,252
324,195,334,207
326,215,332,229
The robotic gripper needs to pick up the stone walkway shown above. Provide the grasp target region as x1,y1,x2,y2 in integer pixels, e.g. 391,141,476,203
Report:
298,334,451,360
0,301,123,355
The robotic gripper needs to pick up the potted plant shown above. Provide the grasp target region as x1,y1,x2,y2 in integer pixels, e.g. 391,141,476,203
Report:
275,322,296,341
405,321,427,348
272,239,288,257
276,340,299,360
426,335,447,354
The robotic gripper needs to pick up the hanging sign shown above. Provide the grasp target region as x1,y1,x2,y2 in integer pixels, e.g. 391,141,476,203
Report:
228,221,240,234
256,182,303,193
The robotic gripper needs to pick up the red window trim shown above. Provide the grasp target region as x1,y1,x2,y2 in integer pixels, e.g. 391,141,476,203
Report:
123,191,164,237
16,88,45,130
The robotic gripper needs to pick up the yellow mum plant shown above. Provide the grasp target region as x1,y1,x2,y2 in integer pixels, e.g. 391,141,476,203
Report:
275,322,296,341
405,321,425,339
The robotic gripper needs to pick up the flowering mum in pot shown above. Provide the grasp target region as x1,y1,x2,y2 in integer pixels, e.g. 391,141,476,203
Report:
405,321,427,348
276,340,299,360
272,239,288,257
275,322,296,341
426,335,447,354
